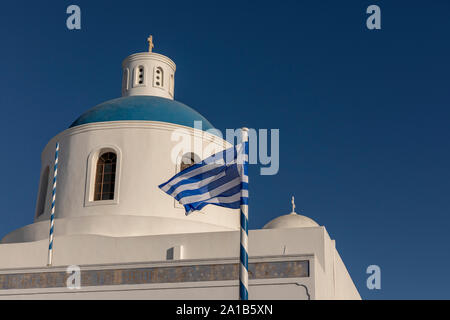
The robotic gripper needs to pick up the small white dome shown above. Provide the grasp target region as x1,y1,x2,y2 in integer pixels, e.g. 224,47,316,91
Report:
263,212,319,229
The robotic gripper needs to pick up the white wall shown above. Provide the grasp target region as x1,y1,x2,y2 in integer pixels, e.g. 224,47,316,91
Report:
0,227,360,300
3,121,238,243
333,249,361,299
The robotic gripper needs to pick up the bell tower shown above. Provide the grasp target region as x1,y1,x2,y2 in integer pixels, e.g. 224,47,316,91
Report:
121,35,176,99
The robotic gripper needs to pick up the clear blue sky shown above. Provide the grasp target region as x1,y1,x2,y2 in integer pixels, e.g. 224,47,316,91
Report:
0,0,449,299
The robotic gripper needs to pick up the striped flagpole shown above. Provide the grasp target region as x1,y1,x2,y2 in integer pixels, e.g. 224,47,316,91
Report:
47,142,59,267
240,128,249,300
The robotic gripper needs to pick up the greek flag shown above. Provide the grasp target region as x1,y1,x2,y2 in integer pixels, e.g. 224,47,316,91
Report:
159,142,249,215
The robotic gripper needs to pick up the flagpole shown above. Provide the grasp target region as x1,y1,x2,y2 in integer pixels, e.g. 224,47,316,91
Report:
47,142,59,267
240,128,249,300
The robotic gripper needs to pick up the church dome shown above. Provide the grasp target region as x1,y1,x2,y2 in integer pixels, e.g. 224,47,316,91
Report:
263,213,319,229
70,95,215,130
263,197,319,229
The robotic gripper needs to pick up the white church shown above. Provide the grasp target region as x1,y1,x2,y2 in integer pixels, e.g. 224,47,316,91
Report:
0,38,360,300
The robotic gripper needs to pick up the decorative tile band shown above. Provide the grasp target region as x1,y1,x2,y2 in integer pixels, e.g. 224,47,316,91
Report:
0,260,309,290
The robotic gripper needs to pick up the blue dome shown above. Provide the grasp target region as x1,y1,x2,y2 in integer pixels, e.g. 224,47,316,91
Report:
70,96,215,131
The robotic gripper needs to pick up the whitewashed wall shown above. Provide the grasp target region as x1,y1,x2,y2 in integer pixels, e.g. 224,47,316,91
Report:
3,121,236,243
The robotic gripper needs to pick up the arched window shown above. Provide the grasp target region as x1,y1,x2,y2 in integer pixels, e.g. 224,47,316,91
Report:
169,74,174,97
36,166,50,217
154,66,164,88
133,65,145,87
174,152,199,209
94,152,117,201
122,68,130,92
180,152,198,172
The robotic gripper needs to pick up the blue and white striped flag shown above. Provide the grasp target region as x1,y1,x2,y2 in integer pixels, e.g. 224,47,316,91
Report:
159,142,249,215
159,131,250,300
